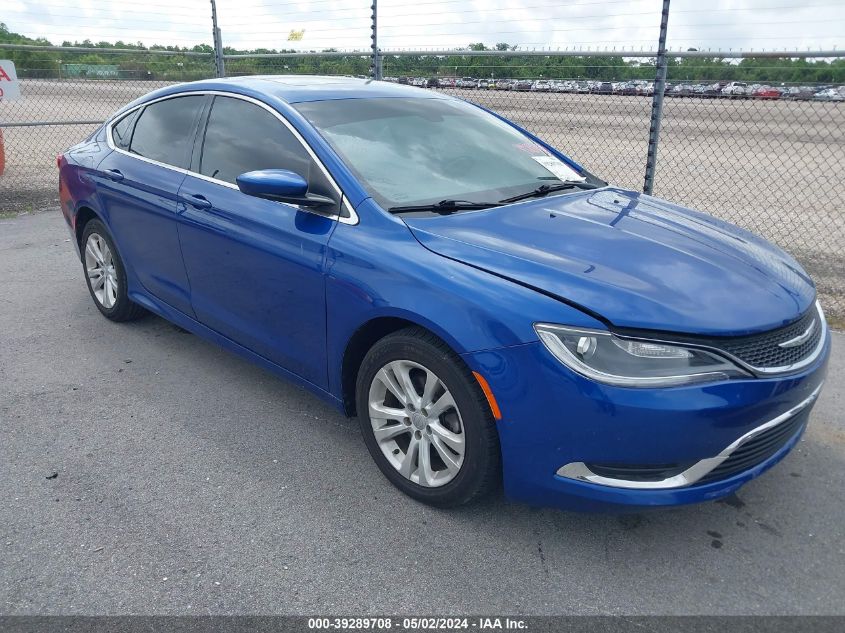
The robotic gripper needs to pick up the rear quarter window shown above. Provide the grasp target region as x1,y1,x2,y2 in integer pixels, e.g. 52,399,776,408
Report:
129,95,206,168
110,109,140,151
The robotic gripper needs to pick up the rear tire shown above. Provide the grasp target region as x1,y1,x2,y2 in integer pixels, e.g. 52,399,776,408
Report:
356,327,501,507
81,219,146,322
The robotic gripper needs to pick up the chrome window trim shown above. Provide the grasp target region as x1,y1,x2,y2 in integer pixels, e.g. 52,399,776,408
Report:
104,89,359,225
556,381,823,490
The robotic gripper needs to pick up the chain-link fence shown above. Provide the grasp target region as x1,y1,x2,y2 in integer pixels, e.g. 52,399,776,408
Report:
0,46,216,210
1,41,843,323
654,92,844,326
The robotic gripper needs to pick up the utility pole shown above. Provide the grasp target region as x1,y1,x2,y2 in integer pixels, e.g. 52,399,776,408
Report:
210,0,225,78
370,0,381,80
643,0,670,195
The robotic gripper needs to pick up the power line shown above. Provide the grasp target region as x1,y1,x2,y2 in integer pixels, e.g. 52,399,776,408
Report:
378,1,841,19
374,19,844,36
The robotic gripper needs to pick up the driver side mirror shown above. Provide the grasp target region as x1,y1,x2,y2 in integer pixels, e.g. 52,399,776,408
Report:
236,169,336,209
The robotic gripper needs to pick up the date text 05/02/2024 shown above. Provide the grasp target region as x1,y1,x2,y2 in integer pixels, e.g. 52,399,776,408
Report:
306,617,528,630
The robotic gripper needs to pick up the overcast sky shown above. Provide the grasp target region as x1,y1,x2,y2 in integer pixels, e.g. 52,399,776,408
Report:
5,0,844,53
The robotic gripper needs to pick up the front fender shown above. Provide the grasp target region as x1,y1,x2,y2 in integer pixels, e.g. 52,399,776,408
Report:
324,199,604,399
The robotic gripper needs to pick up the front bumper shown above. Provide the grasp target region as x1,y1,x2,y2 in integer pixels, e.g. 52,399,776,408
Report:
463,332,830,511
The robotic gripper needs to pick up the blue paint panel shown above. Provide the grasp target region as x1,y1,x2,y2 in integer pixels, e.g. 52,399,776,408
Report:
93,151,194,315
464,335,828,509
322,200,606,398
177,174,336,388
404,189,815,335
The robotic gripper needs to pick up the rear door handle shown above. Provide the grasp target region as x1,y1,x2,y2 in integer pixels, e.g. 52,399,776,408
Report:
179,193,213,210
104,169,124,182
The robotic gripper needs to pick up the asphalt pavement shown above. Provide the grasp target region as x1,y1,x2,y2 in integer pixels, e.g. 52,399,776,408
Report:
1,210,843,615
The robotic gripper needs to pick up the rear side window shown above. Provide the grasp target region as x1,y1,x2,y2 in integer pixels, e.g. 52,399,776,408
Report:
129,95,205,168
111,109,140,150
199,96,333,204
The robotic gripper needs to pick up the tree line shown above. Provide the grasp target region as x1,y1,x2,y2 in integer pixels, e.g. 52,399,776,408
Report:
2,24,843,84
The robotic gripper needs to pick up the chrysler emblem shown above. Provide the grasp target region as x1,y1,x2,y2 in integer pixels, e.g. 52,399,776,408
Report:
778,319,817,348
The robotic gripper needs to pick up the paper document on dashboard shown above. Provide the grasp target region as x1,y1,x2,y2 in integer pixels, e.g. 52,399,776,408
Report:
531,155,586,181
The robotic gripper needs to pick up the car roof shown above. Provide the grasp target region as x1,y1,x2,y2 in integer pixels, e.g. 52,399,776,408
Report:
169,75,449,104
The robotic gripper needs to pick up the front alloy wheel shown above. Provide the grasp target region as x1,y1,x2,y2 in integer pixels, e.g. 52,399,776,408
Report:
356,327,501,507
368,360,466,487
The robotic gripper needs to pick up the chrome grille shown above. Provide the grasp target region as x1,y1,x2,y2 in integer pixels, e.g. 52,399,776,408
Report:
716,305,822,370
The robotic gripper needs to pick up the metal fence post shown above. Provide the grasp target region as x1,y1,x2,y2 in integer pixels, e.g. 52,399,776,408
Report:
370,0,382,80
643,0,670,195
210,0,225,77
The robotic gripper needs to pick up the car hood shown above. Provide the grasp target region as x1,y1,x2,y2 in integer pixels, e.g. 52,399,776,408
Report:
403,188,815,336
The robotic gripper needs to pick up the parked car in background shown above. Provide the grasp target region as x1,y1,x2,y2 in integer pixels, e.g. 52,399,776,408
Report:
531,80,551,92
456,77,477,89
703,83,724,98
636,81,654,96
814,87,845,101
594,82,613,94
614,82,638,96
722,81,748,97
669,83,693,98
514,79,533,91
59,76,829,511
751,85,780,99
494,79,513,90
783,86,816,101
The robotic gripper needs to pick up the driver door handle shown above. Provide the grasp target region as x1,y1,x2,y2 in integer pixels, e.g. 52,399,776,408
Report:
179,193,213,210
104,169,124,182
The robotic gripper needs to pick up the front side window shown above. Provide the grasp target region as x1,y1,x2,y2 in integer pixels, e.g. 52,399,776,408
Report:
200,96,334,205
294,97,591,210
129,95,205,168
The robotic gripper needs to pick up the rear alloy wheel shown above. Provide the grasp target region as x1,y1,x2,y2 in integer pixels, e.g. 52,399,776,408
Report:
356,327,501,507
81,219,146,322
84,232,118,310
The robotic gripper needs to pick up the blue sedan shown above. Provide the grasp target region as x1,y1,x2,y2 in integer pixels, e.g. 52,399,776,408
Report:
58,76,829,510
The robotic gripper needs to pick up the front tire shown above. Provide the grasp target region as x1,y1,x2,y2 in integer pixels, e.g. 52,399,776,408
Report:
81,219,145,322
356,327,501,507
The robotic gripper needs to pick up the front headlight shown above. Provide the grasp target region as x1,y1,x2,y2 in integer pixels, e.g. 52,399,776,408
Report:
534,323,750,387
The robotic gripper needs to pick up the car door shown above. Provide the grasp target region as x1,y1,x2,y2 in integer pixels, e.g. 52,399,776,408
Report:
175,94,339,388
95,94,208,316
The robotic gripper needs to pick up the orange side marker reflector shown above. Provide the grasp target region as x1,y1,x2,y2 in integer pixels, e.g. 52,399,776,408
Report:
472,371,502,421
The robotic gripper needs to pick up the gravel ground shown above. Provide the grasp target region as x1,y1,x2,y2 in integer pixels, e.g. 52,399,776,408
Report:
0,210,843,615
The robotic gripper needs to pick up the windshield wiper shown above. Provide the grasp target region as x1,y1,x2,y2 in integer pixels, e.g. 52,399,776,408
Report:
499,180,601,204
388,199,501,215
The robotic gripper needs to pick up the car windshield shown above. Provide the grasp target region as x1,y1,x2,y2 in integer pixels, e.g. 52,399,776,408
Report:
293,97,592,211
